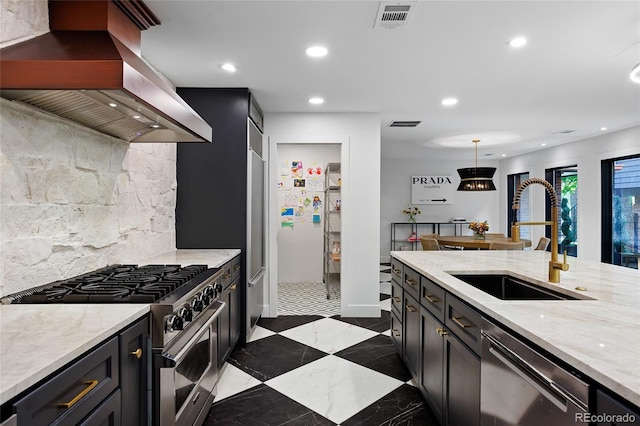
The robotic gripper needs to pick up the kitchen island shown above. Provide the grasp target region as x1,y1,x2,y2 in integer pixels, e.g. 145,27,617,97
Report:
0,249,240,405
391,249,640,409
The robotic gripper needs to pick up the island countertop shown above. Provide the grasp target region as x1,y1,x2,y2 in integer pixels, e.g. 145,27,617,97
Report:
391,250,640,407
0,249,241,404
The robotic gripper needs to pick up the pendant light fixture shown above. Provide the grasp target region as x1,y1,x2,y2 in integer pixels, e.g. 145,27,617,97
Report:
457,139,496,191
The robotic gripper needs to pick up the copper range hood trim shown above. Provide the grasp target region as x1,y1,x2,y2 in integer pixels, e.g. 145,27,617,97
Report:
0,0,212,143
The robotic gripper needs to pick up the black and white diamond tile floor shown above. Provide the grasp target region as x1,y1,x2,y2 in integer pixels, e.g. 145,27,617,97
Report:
204,297,438,425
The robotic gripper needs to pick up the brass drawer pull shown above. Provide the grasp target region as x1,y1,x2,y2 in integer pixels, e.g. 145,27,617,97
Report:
130,348,143,359
406,304,417,313
436,327,448,336
424,294,440,304
392,296,401,303
233,265,240,271
230,284,237,291
223,273,232,279
405,279,417,287
392,268,401,275
452,316,472,329
58,380,99,408
393,329,401,337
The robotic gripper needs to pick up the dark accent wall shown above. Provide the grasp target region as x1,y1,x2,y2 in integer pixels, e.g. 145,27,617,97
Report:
175,88,249,249
175,87,250,343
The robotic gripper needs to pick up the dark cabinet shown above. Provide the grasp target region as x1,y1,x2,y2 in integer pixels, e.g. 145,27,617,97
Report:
444,331,480,426
391,256,481,426
118,316,149,426
4,316,150,426
403,292,421,379
390,310,403,355
420,306,444,422
12,337,120,426
218,256,242,367
596,390,640,425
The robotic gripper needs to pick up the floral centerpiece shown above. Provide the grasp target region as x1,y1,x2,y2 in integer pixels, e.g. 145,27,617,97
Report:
469,220,489,239
402,206,421,223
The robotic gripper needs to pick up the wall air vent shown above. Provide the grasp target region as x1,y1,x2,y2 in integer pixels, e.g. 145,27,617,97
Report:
389,121,421,127
374,2,417,30
552,130,576,135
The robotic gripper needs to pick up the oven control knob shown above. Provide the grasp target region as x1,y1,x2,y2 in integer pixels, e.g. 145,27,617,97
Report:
199,293,211,306
214,283,223,294
191,297,204,312
178,307,193,322
203,285,215,298
166,315,183,332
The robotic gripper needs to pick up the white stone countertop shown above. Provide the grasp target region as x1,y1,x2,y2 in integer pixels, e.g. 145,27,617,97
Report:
138,248,241,268
391,250,640,407
0,249,241,404
0,304,150,404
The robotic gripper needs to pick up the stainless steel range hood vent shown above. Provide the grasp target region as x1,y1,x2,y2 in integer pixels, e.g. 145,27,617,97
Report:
0,0,212,143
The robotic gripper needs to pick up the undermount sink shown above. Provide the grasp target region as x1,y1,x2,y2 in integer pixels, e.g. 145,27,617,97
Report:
451,274,580,300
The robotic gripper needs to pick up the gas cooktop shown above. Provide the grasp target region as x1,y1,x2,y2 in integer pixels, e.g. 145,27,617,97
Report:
2,264,212,304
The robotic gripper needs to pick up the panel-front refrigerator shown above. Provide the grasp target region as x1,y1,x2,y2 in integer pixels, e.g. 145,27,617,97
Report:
246,118,265,341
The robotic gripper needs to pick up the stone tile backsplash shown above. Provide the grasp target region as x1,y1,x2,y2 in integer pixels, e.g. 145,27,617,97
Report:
0,99,177,297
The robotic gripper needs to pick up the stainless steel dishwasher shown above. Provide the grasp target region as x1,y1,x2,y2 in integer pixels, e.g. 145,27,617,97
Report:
481,319,590,425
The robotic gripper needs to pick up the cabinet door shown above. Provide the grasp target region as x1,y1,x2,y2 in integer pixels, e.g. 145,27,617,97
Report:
229,277,241,350
403,293,420,379
119,316,149,426
78,389,121,426
596,390,640,425
420,307,444,423
445,333,480,426
218,288,232,367
390,311,403,355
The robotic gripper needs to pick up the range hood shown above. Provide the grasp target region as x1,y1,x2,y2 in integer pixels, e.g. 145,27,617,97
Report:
0,0,212,143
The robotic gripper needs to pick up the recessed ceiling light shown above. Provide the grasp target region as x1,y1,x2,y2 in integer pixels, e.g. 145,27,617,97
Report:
308,97,324,105
600,127,607,131
108,102,118,108
630,63,640,84
221,63,236,72
441,98,458,106
509,37,527,48
306,46,328,58
501,154,506,157
132,114,141,119
150,123,160,128
541,143,546,146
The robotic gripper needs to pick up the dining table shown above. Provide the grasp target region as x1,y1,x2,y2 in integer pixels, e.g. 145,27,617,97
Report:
434,235,532,250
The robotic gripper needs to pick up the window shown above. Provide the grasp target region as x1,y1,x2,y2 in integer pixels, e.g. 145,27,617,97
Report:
546,166,578,257
601,155,639,269
507,172,530,240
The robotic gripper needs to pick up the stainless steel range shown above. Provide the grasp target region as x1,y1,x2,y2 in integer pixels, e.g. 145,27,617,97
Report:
1,264,225,426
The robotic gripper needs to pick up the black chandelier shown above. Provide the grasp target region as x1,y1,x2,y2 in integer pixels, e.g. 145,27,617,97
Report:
456,139,496,191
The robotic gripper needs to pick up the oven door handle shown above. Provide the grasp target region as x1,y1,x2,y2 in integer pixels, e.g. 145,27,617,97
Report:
161,301,226,367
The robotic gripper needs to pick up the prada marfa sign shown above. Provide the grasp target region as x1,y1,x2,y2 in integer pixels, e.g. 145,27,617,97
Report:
411,176,454,205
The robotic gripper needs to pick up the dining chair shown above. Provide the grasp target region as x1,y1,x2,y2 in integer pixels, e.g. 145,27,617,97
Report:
489,241,525,250
420,236,441,251
535,237,551,251
486,233,505,238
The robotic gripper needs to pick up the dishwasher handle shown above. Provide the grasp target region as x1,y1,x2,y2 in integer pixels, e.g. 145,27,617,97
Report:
482,331,588,413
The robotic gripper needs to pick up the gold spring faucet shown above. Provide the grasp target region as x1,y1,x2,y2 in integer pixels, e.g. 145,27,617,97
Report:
511,177,569,283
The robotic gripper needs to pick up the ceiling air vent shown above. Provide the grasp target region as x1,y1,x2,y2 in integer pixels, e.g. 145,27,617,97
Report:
552,130,576,135
389,121,421,127
374,2,417,30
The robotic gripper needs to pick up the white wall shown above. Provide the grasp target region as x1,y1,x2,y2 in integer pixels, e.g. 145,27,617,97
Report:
265,113,381,317
277,144,340,282
380,158,500,259
498,125,640,262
